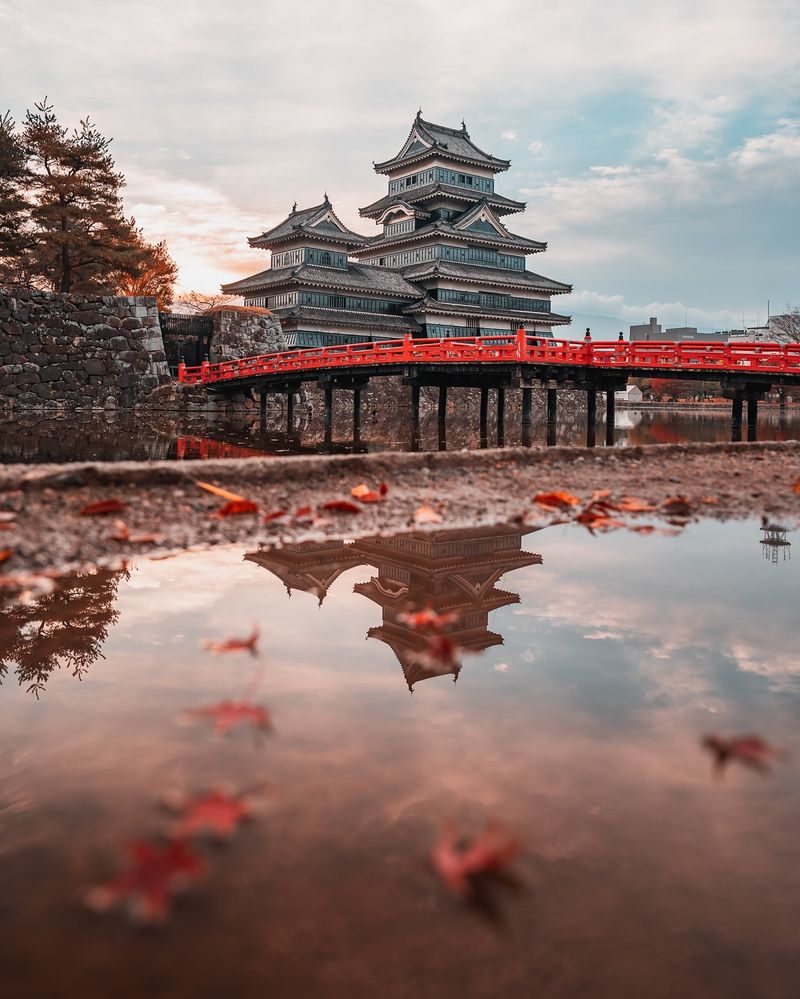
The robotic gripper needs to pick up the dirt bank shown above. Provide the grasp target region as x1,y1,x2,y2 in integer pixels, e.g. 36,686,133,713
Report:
1,441,799,584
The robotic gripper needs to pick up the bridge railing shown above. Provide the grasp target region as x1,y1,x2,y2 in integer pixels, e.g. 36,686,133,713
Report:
177,334,800,386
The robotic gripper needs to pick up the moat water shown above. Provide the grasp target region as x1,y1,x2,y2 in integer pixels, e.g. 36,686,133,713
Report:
0,518,797,998
1,407,799,463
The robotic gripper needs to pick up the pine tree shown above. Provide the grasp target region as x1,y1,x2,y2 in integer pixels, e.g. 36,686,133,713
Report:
0,110,32,285
21,99,146,293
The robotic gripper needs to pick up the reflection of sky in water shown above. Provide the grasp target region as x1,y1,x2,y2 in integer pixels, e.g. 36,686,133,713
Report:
0,520,798,999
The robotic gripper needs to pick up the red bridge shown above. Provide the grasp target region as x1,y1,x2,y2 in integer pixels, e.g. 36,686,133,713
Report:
178,330,800,446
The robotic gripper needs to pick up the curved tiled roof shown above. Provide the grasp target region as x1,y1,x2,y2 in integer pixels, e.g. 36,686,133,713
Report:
359,184,525,219
375,115,510,173
401,297,571,325
354,216,546,256
249,200,370,249
222,262,420,298
398,260,571,294
276,306,420,334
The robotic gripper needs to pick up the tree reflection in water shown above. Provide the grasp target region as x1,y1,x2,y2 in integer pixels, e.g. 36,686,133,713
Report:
0,566,127,697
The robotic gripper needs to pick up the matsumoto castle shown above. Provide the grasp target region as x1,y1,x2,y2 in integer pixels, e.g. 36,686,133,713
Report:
223,113,572,347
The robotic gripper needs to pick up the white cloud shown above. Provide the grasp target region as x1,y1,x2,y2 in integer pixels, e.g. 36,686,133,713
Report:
502,130,518,141
527,140,551,156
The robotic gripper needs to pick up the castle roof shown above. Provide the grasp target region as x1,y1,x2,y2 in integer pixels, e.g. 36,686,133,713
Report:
359,184,525,219
402,296,572,326
248,198,370,249
354,215,546,256
399,259,572,295
374,114,511,174
276,306,419,335
222,261,421,298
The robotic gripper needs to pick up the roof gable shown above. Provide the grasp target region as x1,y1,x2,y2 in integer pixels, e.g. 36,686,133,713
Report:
249,198,369,248
453,201,508,237
374,113,510,174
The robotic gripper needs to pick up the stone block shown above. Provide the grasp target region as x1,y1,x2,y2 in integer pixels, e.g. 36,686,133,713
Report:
71,310,102,325
121,317,142,331
108,336,130,351
84,359,104,376
106,316,122,329
40,365,62,382
117,373,139,388
16,372,40,385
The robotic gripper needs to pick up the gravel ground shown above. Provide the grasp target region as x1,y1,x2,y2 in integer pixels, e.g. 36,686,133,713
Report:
1,441,799,588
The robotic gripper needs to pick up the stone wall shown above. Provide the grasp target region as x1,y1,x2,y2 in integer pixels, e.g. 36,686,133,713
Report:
0,288,171,410
207,305,285,362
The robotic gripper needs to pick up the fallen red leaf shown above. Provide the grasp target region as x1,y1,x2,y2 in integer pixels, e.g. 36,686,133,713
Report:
212,499,259,518
414,502,443,525
181,699,272,736
398,607,458,633
352,482,384,503
263,509,288,524
432,821,521,898
379,481,389,497
166,789,254,841
661,496,693,516
0,549,12,564
610,496,657,513
80,499,127,517
533,491,580,510
792,479,800,495
201,625,259,656
702,734,787,777
321,499,362,514
85,839,204,924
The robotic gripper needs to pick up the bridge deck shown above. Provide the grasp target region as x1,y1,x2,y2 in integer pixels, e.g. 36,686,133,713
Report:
178,332,800,391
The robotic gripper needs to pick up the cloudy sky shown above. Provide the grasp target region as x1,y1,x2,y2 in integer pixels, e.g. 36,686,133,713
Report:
2,0,798,331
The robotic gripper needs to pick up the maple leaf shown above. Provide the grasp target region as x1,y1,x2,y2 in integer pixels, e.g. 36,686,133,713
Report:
702,734,788,777
80,499,127,516
212,499,259,518
321,499,362,514
533,491,580,511
410,634,462,675
414,502,443,525
201,625,259,656
180,699,272,736
610,496,657,513
793,479,800,495
352,482,384,503
432,821,522,898
85,839,204,924
398,606,458,633
661,496,693,517
263,509,289,524
165,789,254,841
0,549,12,564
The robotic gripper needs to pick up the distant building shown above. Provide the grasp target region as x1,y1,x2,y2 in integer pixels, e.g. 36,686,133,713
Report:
629,317,661,341
630,316,727,342
615,384,643,404
222,113,572,348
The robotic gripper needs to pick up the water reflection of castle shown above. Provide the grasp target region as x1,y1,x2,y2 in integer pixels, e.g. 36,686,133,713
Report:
245,527,542,690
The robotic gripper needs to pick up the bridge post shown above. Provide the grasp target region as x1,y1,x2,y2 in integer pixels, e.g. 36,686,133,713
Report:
586,388,597,447
259,389,267,428
731,396,743,441
605,389,616,446
479,386,489,446
324,385,333,442
410,384,420,447
496,387,506,446
353,387,362,443
438,385,447,449
546,385,557,447
286,390,294,434
521,386,533,446
747,397,758,442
